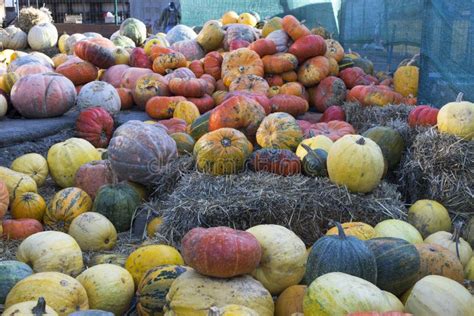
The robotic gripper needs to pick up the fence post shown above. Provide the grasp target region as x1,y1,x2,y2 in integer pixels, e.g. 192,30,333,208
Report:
114,0,118,24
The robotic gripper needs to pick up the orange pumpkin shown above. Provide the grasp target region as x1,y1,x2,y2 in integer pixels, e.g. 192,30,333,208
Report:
0,180,9,219
347,85,404,107
328,57,340,76
229,74,270,95
169,77,208,97
145,96,186,119
56,57,98,85
265,74,284,87
297,56,330,87
187,94,215,113
221,48,264,86
224,91,272,115
311,76,347,112
415,243,464,283
188,59,205,77
132,73,170,109
149,46,174,62
288,34,327,63
200,74,217,95
119,67,153,90
262,53,299,74
339,67,377,89
152,51,187,75
324,39,345,62
275,285,306,316
280,82,307,99
116,87,134,110
282,15,311,41
248,39,277,57
11,192,46,221
282,70,298,82
305,121,356,141
270,94,309,117
203,51,223,80
2,218,43,240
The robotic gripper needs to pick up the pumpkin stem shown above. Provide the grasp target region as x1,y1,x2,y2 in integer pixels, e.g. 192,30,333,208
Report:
452,221,463,260
32,297,47,316
407,54,420,67
356,137,366,145
330,220,346,239
456,92,464,102
301,143,318,159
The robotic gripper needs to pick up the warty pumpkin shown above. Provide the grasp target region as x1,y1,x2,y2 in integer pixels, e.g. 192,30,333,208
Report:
437,93,474,140
2,219,43,240
347,85,404,107
119,67,153,90
229,74,270,95
249,149,301,176
76,107,114,148
256,112,303,151
132,73,170,110
374,219,423,244
11,192,46,221
311,76,347,112
339,67,374,89
279,82,307,98
152,51,187,75
297,56,330,87
324,39,345,62
414,243,464,283
0,167,37,202
10,153,49,187
224,90,272,114
407,200,452,238
68,212,117,251
221,48,264,86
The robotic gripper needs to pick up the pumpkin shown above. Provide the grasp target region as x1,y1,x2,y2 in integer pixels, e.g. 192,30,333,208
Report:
136,265,190,315
0,93,8,118
76,264,134,315
279,82,307,98
249,149,301,176
224,90,272,114
304,272,403,316
188,111,211,141
297,56,330,87
187,94,216,113
320,105,346,122
128,47,150,69
324,39,345,62
414,243,464,283
11,192,46,221
169,77,207,97
14,63,51,77
282,15,311,41
296,135,332,160
133,73,170,109
101,64,129,88
266,30,291,53
393,56,419,97
262,53,298,74
281,70,298,82
362,126,405,170
88,254,127,267
74,160,113,200
10,153,49,187
223,24,257,51
305,222,377,285
68,212,117,251
203,51,223,80
465,217,474,248
424,228,473,267
10,73,76,119
270,94,309,117
119,67,153,90
266,75,284,87
144,37,170,56
194,128,253,175
108,121,177,185
0,180,9,218
222,11,239,25
328,57,340,76
256,112,303,151
5,272,89,316
117,17,146,45
229,74,269,95
146,96,186,119
171,39,205,61
262,16,283,37
437,93,474,140
404,275,472,316
189,60,205,77
366,237,421,295
56,58,98,86
311,76,347,112
146,216,164,237
0,72,20,93
327,135,384,193
347,85,404,107
289,35,327,63
374,219,423,244
407,200,452,238
27,23,58,50
64,33,86,54
166,25,196,45
152,51,187,75
0,26,27,50
74,39,116,69
248,39,277,57
300,144,328,177
116,87,134,110
2,219,43,240
158,118,188,134
465,257,474,280
76,81,121,115
3,298,58,315
197,20,225,52
408,105,439,127
165,270,274,316
246,224,307,295
339,67,373,89
352,57,375,75
0,167,37,202
326,222,377,240
275,285,306,316
112,34,135,48
209,305,259,316
76,107,114,148
173,100,201,125
92,183,141,233
305,121,355,141
221,48,264,86
201,74,217,94
0,261,33,304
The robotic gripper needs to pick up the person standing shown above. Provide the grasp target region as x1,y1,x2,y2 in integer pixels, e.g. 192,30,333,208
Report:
157,1,181,33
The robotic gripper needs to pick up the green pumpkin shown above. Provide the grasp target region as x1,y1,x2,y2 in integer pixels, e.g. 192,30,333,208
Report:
300,144,328,177
352,57,374,75
119,18,147,46
362,126,405,170
304,222,377,286
188,111,211,141
112,35,136,48
171,132,196,155
137,264,191,315
365,237,421,296
92,182,141,232
338,56,355,70
0,260,33,304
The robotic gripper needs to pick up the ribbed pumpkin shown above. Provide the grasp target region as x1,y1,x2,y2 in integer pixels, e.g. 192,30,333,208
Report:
366,237,421,296
203,51,223,80
11,192,46,221
76,107,114,148
74,160,113,200
393,57,419,97
194,128,253,175
27,23,58,50
0,180,9,219
133,73,170,110
408,105,439,127
437,93,474,140
326,222,377,240
3,298,58,315
362,126,405,170
305,222,377,285
68,212,117,251
5,272,89,316
0,260,33,304
0,167,37,203
424,227,473,267
229,74,270,95
221,48,264,86
414,243,464,283
256,112,303,151
275,285,306,316
374,219,423,244
76,264,134,315
8,155,45,191
407,200,452,238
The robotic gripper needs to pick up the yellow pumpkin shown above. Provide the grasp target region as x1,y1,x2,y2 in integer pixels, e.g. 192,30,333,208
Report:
238,13,257,27
393,56,419,97
408,199,452,238
173,100,201,125
11,192,46,221
437,93,474,140
295,135,333,160
2,298,58,315
146,216,164,237
16,231,84,276
5,272,89,316
76,264,135,315
246,224,307,295
275,285,306,316
424,230,473,266
374,219,423,244
262,17,283,38
47,138,101,188
10,153,49,186
326,222,377,240
197,20,225,52
58,32,69,54
113,47,131,65
222,11,239,25
0,72,20,93
327,135,384,193
0,166,37,202
256,112,303,151
68,212,117,251
144,37,170,56
125,245,184,286
209,305,259,316
165,270,274,316
465,256,474,280
43,187,92,232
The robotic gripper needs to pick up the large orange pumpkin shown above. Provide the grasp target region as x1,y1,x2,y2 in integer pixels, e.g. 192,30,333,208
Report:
169,77,208,97
305,121,356,141
282,15,311,41
229,74,269,95
221,48,264,87
132,73,170,110
262,53,299,74
0,180,9,219
297,56,330,87
145,96,186,119
56,57,98,86
289,34,327,63
152,51,187,75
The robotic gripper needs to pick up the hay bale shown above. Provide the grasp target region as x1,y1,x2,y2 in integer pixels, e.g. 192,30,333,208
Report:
156,172,407,247
397,128,474,217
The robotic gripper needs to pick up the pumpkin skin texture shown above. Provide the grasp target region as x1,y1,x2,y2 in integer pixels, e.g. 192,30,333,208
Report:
10,153,49,187
76,107,114,148
0,261,33,305
304,272,402,316
187,94,216,113
437,94,474,140
327,135,384,193
249,149,301,176
74,160,113,200
11,192,46,221
404,275,472,316
366,237,421,296
256,112,304,151
270,94,309,117
119,67,153,90
74,39,116,69
311,76,347,112
152,51,187,75
274,285,306,316
297,56,330,87
125,245,184,286
102,64,130,88
326,222,377,240
407,105,439,127
68,212,117,251
262,53,299,74
117,87,134,110
169,77,208,97
407,200,452,238
229,74,270,95
76,264,134,315
136,265,191,315
305,120,356,141
304,222,377,285
347,85,404,107
108,121,177,185
374,219,423,244
165,270,274,316
203,51,223,80
424,231,473,267
246,224,307,295
181,226,262,278
289,34,327,63
130,47,152,69
56,58,98,85
221,48,264,87
0,180,9,219
188,111,211,141
77,81,121,115
362,126,405,170
324,39,345,62
248,38,277,57
197,20,225,52
0,167,37,203
10,73,76,118
414,243,464,283
224,91,272,115
320,105,346,122
171,39,205,61
173,100,200,125
262,16,283,37
145,96,186,119
282,15,311,41
2,219,43,240
5,272,89,316
133,73,170,110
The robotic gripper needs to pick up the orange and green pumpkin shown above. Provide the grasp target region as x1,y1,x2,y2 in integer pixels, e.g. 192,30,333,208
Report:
170,132,196,155
256,112,303,151
188,111,211,141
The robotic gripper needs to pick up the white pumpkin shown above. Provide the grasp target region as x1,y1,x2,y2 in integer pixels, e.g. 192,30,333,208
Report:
27,22,58,50
0,26,28,50
0,94,8,118
76,81,121,115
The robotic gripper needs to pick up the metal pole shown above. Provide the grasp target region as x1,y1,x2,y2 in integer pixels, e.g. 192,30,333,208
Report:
114,0,118,25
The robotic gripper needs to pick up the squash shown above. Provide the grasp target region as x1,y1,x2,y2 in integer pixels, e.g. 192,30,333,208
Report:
76,264,134,315
297,56,330,87
11,192,46,221
14,63,51,77
158,118,188,134
209,305,259,316
223,91,272,114
56,58,98,86
414,243,464,283
223,24,257,51
282,15,311,41
424,226,473,267
437,93,474,140
0,180,9,218
2,219,43,240
229,74,270,95
73,38,116,69
197,20,225,52
120,18,147,45
296,135,333,159
166,25,197,46
248,39,277,57
374,219,423,244
165,270,274,316
249,149,301,176
256,112,303,151
300,144,328,177
133,73,170,110
262,53,298,74
324,39,345,62
347,85,404,107
136,265,191,315
275,285,306,316
304,272,404,316
311,76,347,112
0,93,8,118
2,297,58,315
5,272,89,316
68,212,117,251
152,51,187,75
465,257,474,280
171,39,205,61
188,111,211,141
125,245,184,286
119,67,152,90
0,260,33,304
393,56,419,97
270,94,309,117
28,23,58,50
0,167,37,202
404,275,472,316
43,187,92,232
0,72,20,94
74,160,113,200
129,47,151,68
146,216,164,237
408,105,439,127
203,51,223,80
221,48,264,86
326,222,377,240
222,11,239,25
362,126,405,170
76,107,115,148
262,16,283,37
340,67,375,89
145,96,187,119
112,34,135,48
169,77,207,98
305,222,377,285
408,200,452,238
266,30,290,53
246,224,307,295
289,34,327,63
76,81,121,115
10,153,48,187
189,60,205,77
187,94,215,113
0,26,27,50
117,87,134,110
173,100,201,125
366,237,421,296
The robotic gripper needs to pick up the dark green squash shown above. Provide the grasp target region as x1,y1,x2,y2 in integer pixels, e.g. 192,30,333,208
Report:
188,111,211,141
170,132,196,155
0,260,33,304
365,237,421,296
352,57,374,75
301,144,328,177
338,56,355,71
303,222,377,285
362,126,405,170
92,182,141,232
